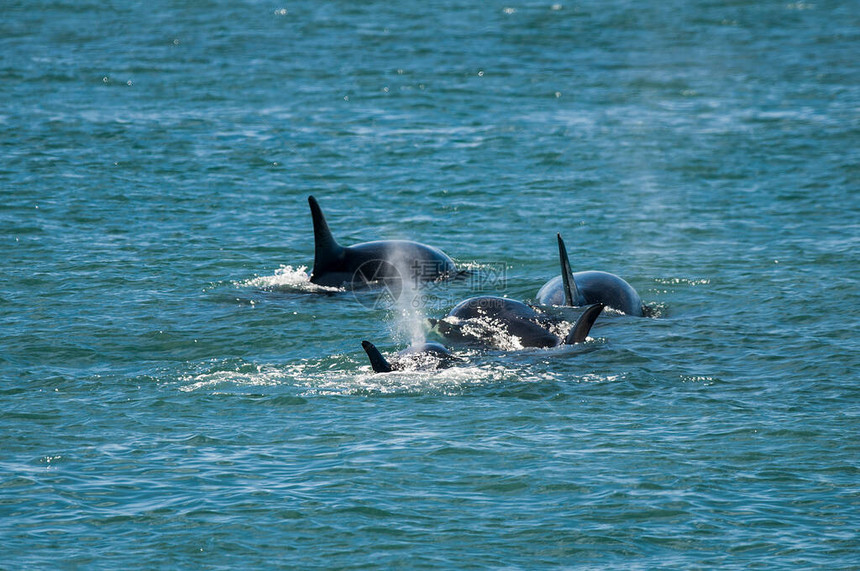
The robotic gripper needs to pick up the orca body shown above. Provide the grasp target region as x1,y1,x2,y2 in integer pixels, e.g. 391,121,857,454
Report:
307,196,457,288
430,296,604,349
361,340,458,373
536,234,644,316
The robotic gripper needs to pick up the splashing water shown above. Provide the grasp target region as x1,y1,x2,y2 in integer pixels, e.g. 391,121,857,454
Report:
441,315,527,351
239,265,342,293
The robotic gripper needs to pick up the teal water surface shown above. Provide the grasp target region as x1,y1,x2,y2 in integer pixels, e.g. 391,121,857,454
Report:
2,1,859,568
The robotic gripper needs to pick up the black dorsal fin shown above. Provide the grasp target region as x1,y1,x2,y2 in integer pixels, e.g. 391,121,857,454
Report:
361,340,394,373
557,233,583,306
563,304,604,345
308,196,344,277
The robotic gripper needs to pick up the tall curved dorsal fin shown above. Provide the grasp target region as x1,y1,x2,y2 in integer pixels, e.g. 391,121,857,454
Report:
308,196,344,276
361,340,393,373
563,303,604,345
557,233,583,306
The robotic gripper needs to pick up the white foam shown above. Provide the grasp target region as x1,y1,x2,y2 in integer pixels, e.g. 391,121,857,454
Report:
179,363,284,392
239,265,342,293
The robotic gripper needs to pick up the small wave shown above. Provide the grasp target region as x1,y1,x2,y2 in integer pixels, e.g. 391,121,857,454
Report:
238,265,342,293
653,277,710,286
579,373,624,384
296,362,531,397
179,362,285,392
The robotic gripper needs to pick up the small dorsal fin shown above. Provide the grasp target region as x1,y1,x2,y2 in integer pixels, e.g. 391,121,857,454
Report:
563,304,604,345
361,340,393,373
557,233,583,306
308,196,344,277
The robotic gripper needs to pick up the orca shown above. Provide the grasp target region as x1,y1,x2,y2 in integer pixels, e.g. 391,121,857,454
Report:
307,196,458,288
536,233,645,316
430,296,604,349
361,340,459,373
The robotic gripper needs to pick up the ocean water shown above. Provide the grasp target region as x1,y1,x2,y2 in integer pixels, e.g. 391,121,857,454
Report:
1,0,858,568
